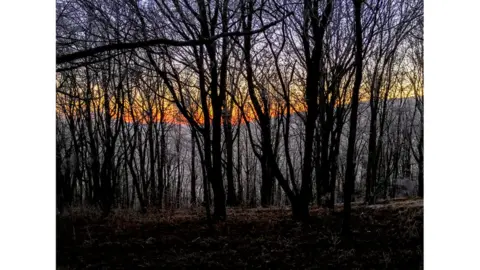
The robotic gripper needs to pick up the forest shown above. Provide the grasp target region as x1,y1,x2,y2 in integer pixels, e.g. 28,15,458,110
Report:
56,0,424,268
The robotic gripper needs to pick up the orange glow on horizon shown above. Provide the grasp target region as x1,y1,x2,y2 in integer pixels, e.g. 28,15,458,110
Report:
56,81,420,127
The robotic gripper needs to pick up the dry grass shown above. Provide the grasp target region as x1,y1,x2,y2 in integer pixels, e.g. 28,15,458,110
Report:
57,199,423,269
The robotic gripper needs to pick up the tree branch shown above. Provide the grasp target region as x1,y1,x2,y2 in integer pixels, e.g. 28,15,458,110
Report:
56,12,293,65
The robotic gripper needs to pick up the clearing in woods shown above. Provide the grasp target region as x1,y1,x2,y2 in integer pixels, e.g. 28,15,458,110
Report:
57,199,423,269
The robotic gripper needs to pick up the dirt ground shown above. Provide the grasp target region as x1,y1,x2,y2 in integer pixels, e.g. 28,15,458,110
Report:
57,199,423,269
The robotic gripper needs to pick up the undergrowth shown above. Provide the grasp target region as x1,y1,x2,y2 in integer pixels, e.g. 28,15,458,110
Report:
57,199,423,269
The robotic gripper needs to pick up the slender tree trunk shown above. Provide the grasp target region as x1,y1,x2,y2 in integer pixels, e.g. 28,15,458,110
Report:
224,109,237,206
315,125,322,206
245,132,251,205
191,127,197,206
128,146,147,214
157,121,166,208
148,117,156,206
236,122,243,205
328,112,343,209
365,103,378,205
343,0,363,235
417,131,424,197
176,124,182,209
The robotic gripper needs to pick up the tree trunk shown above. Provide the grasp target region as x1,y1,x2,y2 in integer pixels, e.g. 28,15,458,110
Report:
260,155,273,207
224,109,237,206
191,127,197,206
148,118,156,206
236,122,243,205
158,121,166,208
343,0,363,235
365,104,378,205
300,0,333,212
328,114,343,209
417,131,424,197
292,198,310,220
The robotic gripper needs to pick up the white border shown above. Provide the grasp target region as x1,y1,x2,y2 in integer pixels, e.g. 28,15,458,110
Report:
425,0,480,269
0,0,56,269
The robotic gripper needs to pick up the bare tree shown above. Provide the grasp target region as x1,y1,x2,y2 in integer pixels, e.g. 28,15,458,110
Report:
343,0,363,235
56,0,423,221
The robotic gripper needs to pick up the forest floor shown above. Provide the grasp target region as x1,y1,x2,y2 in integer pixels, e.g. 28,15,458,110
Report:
57,198,423,269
